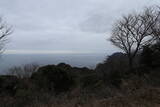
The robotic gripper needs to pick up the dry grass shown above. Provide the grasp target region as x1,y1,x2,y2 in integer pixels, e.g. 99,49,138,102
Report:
0,85,159,107
24,87,160,107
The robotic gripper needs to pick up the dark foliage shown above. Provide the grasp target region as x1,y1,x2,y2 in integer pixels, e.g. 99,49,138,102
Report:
0,75,18,96
31,64,75,94
140,42,160,68
95,52,129,87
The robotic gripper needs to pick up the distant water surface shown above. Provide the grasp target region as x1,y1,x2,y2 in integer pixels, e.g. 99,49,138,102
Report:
0,53,107,74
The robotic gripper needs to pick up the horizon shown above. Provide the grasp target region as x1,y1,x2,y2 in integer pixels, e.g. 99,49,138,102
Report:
3,49,113,55
0,53,107,74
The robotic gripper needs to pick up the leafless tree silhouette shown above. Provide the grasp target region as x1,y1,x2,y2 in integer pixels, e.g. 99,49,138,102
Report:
0,17,12,53
150,6,160,42
109,7,160,69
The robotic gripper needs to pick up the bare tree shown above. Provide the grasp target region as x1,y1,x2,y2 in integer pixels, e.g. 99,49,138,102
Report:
109,7,160,69
8,63,39,78
0,17,12,53
149,6,160,42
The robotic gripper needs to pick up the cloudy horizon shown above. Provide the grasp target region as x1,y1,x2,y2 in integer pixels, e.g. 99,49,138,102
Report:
0,0,160,54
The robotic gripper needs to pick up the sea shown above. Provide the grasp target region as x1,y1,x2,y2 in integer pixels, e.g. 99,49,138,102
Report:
0,53,107,74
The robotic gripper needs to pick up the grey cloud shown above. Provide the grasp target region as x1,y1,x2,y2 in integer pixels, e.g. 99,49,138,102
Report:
79,13,113,33
0,0,160,54
79,0,160,33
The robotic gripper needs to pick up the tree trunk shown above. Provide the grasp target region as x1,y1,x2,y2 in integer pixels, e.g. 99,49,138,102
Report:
128,57,133,71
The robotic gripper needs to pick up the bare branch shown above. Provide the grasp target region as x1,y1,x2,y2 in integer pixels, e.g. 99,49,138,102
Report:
0,17,12,53
109,6,160,68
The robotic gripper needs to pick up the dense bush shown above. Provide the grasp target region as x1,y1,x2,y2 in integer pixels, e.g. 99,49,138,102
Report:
95,52,129,87
140,43,160,68
31,64,76,94
0,75,18,96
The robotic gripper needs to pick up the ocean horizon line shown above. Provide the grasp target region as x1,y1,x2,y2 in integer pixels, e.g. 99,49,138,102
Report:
3,50,109,55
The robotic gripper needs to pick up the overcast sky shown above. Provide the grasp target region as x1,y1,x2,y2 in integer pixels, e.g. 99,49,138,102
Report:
0,0,160,54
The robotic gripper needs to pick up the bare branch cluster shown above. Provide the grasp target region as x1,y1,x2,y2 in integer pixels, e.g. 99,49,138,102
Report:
110,6,160,68
0,17,12,53
8,64,39,78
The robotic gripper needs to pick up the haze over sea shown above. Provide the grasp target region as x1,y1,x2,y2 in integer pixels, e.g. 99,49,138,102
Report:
0,53,107,74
